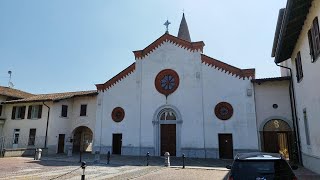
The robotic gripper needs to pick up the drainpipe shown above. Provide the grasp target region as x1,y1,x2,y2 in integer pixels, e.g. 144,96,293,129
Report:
275,63,302,165
43,102,50,148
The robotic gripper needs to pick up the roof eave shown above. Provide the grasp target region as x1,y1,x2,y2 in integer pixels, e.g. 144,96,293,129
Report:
273,0,313,63
251,76,291,83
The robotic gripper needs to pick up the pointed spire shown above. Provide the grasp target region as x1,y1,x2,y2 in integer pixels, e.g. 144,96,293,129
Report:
178,13,191,42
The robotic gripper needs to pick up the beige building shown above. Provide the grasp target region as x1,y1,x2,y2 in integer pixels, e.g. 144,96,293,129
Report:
0,86,97,155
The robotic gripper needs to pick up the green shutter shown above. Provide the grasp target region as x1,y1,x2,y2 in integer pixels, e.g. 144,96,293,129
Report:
38,105,42,118
21,106,26,119
11,106,16,119
27,106,32,119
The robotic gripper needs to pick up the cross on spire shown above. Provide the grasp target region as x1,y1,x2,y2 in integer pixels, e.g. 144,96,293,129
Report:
164,20,171,34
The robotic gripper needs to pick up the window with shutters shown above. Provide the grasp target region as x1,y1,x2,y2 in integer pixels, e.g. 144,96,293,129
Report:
28,129,36,146
308,17,320,62
27,105,42,119
80,104,87,116
295,52,303,82
61,105,68,117
11,106,26,119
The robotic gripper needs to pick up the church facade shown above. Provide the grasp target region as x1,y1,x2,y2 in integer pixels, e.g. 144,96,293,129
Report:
94,14,260,158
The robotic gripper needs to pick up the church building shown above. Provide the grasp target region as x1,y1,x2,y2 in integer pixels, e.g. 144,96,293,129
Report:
94,14,260,158
0,14,296,162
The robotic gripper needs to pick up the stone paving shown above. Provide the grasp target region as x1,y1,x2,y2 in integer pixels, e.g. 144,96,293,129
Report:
0,154,319,180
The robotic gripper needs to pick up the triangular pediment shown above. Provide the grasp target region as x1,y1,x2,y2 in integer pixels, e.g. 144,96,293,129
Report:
133,33,204,60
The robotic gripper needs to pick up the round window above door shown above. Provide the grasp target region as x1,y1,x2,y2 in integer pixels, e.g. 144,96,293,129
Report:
111,107,125,122
155,69,180,96
214,102,233,120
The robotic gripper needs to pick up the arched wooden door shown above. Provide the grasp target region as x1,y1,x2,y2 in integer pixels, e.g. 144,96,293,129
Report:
159,108,177,156
262,119,293,159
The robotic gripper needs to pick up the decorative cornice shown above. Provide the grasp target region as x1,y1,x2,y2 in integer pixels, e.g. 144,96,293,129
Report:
133,33,205,60
96,63,135,92
201,54,255,79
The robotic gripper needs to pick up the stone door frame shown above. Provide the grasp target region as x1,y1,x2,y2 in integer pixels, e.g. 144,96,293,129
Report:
153,105,182,156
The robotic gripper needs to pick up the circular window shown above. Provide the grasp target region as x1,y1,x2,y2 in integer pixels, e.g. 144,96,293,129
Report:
112,107,125,122
272,104,278,109
214,102,233,120
155,69,179,96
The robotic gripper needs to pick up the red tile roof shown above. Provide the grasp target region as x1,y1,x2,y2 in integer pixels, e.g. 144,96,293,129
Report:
3,90,97,104
0,86,34,99
201,54,255,79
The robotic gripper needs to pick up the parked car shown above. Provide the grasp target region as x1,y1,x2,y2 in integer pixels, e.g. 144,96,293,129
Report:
226,152,298,180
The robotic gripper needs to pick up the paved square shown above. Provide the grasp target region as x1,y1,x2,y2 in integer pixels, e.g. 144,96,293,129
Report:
0,155,319,180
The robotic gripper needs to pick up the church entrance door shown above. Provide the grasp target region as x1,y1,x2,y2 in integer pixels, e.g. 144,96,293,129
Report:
161,124,176,156
112,134,122,155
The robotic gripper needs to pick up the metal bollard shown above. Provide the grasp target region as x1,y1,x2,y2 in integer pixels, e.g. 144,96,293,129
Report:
182,153,185,169
164,152,170,167
34,148,37,160
67,147,72,157
146,152,150,166
107,151,110,164
94,151,100,163
79,151,82,163
81,161,86,180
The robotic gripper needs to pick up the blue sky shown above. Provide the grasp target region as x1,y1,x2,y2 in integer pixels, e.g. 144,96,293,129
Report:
0,0,286,94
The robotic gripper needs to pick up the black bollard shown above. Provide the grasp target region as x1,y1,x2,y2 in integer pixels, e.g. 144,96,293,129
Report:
34,148,37,160
146,152,150,166
182,153,185,169
107,151,110,164
79,151,82,163
81,161,86,180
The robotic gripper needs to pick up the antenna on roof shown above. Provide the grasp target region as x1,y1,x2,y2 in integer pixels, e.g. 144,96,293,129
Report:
8,71,14,88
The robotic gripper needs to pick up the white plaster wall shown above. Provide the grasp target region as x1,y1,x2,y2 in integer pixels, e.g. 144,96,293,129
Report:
202,64,258,151
253,80,292,150
96,71,139,152
254,81,292,128
139,42,204,149
47,99,73,152
47,95,97,153
284,1,320,173
2,102,51,148
0,96,6,135
70,96,96,133
0,94,96,153
97,40,259,157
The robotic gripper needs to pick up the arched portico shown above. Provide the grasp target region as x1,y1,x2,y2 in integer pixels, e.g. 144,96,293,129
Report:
72,126,93,153
152,105,182,156
260,118,294,160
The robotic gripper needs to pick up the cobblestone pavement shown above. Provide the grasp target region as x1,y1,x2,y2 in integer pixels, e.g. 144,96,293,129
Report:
135,168,229,180
0,154,319,180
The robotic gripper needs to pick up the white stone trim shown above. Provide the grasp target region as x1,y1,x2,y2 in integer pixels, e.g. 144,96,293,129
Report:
153,104,182,156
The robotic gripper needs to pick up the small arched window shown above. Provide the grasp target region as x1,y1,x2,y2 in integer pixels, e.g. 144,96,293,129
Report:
159,108,176,120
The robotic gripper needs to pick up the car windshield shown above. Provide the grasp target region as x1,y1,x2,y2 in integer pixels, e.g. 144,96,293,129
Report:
231,159,293,180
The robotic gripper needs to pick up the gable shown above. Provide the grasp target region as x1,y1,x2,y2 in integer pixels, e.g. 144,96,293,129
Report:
96,63,135,92
201,54,255,79
133,33,204,60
